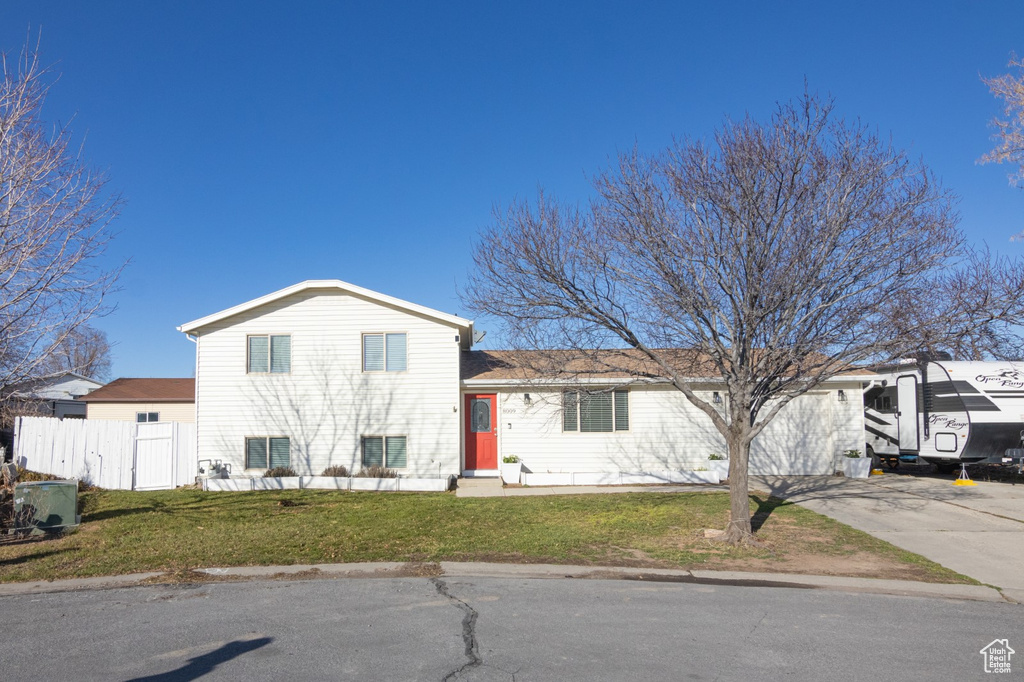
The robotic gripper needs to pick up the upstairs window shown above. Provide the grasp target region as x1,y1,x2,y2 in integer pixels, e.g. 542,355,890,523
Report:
246,436,290,469
563,390,629,432
363,333,407,372
248,335,291,373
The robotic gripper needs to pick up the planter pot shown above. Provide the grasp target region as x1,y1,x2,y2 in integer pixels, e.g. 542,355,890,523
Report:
300,476,351,490
843,457,872,479
499,462,522,484
707,460,730,479
350,477,400,491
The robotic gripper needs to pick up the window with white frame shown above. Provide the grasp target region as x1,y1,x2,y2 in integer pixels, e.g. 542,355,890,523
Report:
136,412,159,423
246,436,291,469
361,435,407,468
563,390,629,432
362,333,407,372
247,335,291,373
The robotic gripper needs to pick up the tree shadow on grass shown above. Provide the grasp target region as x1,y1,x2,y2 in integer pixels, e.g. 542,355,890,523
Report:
83,503,167,523
750,495,793,534
126,636,273,682
0,548,67,566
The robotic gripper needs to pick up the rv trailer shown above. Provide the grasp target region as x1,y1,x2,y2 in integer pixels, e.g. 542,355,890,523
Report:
864,360,1024,473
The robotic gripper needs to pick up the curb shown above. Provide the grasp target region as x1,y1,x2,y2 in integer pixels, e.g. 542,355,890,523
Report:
0,562,1014,604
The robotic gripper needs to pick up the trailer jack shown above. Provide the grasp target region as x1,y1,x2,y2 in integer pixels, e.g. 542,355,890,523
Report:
953,463,977,487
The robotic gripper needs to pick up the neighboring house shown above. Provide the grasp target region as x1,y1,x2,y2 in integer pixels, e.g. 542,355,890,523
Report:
179,280,866,478
79,378,196,423
6,372,105,419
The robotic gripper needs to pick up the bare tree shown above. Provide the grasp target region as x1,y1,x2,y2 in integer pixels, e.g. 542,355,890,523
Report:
464,94,1024,544
0,38,122,397
40,324,112,381
980,55,1024,188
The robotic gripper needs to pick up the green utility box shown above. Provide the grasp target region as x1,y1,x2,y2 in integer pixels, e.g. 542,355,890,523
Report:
13,480,80,534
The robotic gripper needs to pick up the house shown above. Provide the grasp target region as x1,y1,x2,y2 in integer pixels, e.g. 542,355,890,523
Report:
5,372,104,420
178,280,866,479
79,378,196,423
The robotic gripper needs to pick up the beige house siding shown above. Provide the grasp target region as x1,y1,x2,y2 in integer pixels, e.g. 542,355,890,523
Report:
87,402,195,423
474,381,863,476
193,288,464,476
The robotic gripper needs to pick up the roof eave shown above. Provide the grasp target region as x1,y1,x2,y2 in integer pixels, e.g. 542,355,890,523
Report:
178,280,474,334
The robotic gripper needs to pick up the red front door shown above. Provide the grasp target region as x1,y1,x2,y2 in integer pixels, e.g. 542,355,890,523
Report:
465,394,498,470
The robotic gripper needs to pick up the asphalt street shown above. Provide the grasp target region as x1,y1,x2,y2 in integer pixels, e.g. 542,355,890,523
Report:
0,576,1019,681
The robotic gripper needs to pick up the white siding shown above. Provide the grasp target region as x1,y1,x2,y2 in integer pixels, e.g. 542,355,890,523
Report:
87,403,196,423
194,289,463,477
486,382,864,476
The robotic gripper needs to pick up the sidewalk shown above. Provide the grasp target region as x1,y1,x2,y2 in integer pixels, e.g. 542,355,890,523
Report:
0,561,1012,603
455,477,726,498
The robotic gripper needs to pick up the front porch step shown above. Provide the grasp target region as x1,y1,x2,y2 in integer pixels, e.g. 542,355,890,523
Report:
455,477,504,498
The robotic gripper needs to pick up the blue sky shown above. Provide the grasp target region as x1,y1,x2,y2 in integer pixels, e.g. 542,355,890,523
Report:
3,1,1023,378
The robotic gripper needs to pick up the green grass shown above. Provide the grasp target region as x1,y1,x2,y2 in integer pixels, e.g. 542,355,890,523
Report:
0,489,974,584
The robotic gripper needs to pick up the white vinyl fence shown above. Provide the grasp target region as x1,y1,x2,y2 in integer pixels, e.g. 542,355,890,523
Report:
13,416,197,490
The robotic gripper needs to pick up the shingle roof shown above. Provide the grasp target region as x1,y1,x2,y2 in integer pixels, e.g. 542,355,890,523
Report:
78,378,195,403
461,349,717,381
461,349,867,382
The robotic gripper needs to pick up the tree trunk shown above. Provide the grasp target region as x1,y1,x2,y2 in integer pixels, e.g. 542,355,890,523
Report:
725,431,753,543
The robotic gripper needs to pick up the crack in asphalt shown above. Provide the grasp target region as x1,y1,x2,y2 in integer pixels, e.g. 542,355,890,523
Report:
431,577,483,681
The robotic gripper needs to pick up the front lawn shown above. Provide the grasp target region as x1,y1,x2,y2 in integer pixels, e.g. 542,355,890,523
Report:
0,488,973,584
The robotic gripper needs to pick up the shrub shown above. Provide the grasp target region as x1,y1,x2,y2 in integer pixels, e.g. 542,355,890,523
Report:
321,465,349,477
355,466,398,478
843,449,862,459
708,453,726,461
264,467,297,477
502,455,520,464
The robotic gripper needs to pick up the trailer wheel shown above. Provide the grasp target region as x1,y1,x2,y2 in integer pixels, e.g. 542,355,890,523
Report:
866,446,879,468
885,457,900,470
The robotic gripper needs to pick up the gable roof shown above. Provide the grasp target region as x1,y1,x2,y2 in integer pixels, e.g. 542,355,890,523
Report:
178,280,474,335
79,378,195,403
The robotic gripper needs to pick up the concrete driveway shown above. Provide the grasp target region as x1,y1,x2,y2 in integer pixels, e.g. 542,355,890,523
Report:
753,472,1024,601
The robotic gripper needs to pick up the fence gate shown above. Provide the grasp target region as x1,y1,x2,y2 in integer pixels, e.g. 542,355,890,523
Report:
134,422,175,490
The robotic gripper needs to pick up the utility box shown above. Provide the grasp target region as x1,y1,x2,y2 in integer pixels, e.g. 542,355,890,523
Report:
13,480,80,534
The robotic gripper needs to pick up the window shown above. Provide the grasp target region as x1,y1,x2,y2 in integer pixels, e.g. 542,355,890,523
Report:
246,437,290,469
248,335,291,373
563,390,629,432
136,412,159,423
362,333,407,372
361,436,407,468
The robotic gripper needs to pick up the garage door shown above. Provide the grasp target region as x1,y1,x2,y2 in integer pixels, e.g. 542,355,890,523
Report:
749,393,833,475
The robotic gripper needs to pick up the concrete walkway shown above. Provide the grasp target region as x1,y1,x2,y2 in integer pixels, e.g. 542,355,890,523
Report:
0,561,1010,603
753,474,1024,602
455,477,727,498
